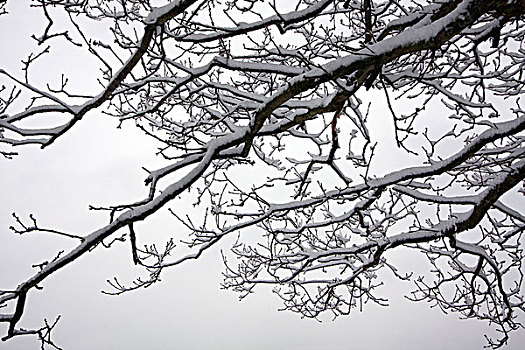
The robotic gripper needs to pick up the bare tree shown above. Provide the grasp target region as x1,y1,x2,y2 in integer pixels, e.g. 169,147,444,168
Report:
1,0,525,348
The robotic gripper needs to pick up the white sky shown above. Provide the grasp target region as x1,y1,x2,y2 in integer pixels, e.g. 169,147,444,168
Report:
1,1,524,349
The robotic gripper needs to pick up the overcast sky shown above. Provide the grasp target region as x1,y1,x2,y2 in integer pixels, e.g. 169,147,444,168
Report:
1,1,524,349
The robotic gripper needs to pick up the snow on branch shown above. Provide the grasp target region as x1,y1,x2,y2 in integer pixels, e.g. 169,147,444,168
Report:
1,0,525,348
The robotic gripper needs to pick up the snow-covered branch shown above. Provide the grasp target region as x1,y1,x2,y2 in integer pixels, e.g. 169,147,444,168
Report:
1,0,525,348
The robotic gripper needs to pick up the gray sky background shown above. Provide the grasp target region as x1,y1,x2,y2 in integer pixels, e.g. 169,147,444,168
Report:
1,1,524,349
